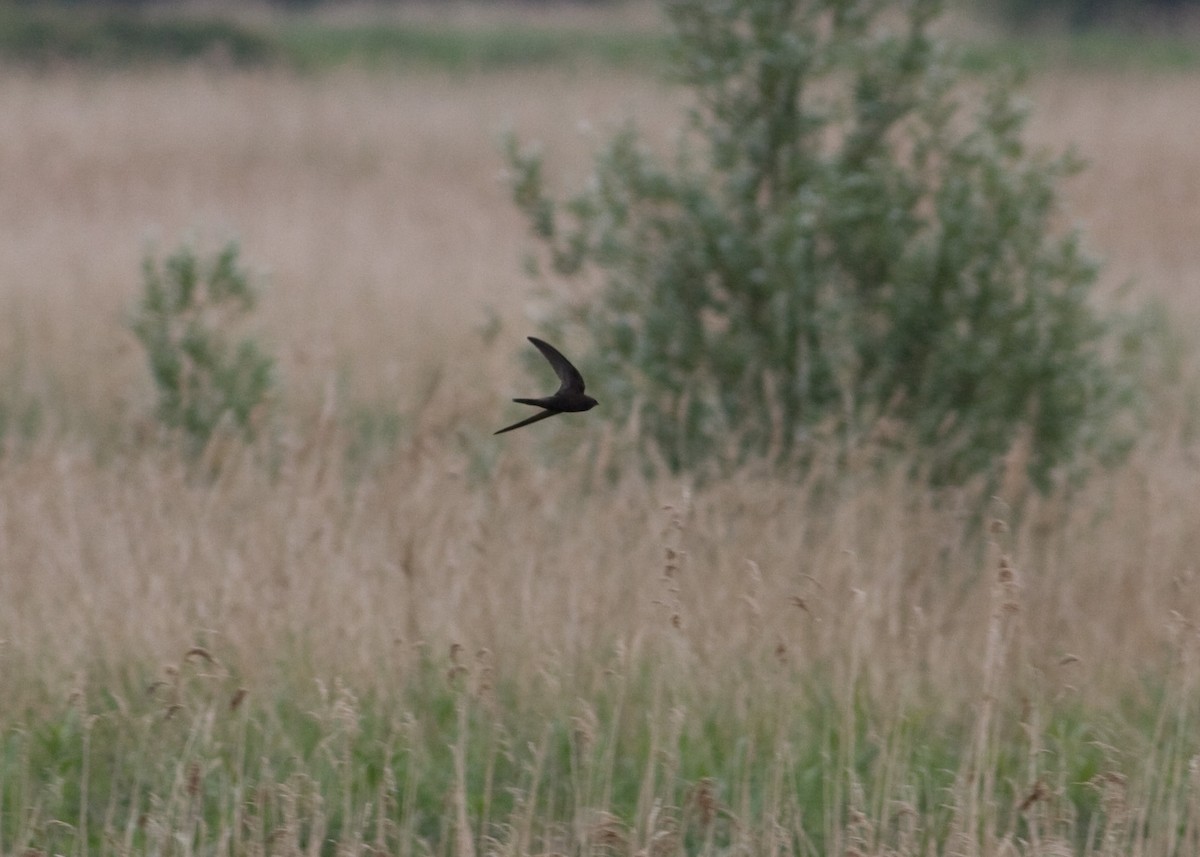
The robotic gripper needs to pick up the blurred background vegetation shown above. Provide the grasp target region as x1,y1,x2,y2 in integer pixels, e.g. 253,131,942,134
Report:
1,0,1199,72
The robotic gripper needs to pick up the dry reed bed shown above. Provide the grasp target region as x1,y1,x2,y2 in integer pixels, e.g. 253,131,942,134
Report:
0,65,1197,707
0,67,682,419
3,402,1200,853
0,61,1199,857
3,410,1200,716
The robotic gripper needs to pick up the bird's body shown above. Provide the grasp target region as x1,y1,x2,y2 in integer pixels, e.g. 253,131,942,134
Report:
494,337,598,435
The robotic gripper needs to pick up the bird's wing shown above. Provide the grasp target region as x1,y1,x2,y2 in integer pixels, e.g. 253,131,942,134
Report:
528,337,586,395
493,408,560,435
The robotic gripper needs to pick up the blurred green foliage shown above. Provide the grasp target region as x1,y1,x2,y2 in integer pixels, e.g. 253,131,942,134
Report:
0,4,666,71
130,241,275,454
995,0,1200,30
1,3,1198,73
278,21,667,72
506,0,1143,488
0,4,276,66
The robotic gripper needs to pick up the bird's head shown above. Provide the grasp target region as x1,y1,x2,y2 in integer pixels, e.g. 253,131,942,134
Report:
583,395,599,410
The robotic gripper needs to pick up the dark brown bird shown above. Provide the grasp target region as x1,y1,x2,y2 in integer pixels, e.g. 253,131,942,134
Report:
494,336,598,435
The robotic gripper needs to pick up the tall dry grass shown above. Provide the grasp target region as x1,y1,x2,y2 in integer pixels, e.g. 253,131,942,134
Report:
0,67,682,420
0,62,1199,855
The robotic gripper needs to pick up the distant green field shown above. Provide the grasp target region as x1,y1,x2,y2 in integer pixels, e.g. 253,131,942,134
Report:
0,5,279,66
0,5,669,72
278,20,669,72
1,4,1199,73
962,28,1200,73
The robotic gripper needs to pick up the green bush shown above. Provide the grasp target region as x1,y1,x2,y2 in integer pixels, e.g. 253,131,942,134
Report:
506,0,1135,488
130,241,275,454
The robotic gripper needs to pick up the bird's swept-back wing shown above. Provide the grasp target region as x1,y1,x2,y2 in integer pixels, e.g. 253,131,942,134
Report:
528,336,586,395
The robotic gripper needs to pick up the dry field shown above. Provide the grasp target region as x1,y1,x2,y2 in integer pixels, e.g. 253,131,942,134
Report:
1,57,1200,856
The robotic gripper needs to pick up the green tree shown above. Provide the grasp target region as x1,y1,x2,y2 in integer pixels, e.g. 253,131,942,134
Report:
506,0,1134,488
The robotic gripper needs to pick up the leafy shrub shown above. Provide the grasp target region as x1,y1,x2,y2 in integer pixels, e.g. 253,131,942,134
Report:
130,241,275,454
505,0,1136,488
